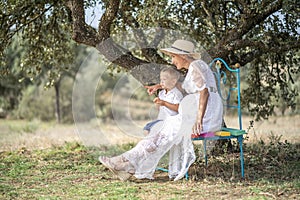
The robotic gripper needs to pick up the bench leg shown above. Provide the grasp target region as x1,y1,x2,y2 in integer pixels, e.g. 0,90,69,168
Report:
237,135,245,179
203,139,208,166
185,172,189,180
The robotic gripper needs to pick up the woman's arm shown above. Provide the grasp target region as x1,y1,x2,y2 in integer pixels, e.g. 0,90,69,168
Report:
193,88,209,135
153,97,179,112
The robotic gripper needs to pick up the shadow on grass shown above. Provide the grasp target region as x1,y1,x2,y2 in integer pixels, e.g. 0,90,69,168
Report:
94,135,299,184
1,137,298,185
189,138,300,183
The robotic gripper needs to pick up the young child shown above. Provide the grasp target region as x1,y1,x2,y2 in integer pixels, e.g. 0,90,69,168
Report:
143,67,183,135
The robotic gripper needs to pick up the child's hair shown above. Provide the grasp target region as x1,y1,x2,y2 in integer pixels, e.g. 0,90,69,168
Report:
160,67,181,81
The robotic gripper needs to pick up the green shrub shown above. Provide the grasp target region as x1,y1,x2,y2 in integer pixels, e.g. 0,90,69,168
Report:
14,85,55,121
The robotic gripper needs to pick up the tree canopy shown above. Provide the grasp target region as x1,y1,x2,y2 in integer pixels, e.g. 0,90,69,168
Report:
1,0,299,120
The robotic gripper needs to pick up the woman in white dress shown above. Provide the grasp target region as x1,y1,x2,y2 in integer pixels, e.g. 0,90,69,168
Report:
99,39,223,181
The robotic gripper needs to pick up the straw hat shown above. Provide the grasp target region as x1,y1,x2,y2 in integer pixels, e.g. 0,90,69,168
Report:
160,39,201,59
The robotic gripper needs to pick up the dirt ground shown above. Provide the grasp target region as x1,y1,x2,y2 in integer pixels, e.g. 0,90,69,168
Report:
0,115,299,151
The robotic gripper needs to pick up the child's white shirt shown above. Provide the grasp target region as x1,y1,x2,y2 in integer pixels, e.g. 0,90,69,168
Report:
157,87,183,120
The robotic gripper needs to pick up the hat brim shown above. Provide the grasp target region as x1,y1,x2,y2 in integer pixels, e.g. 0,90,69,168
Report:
160,47,201,59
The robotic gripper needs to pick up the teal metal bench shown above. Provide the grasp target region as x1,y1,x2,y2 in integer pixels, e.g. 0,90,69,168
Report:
191,57,246,179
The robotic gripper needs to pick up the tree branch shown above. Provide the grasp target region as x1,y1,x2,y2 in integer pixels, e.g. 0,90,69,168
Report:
209,0,284,63
65,0,98,46
97,0,120,40
200,1,216,31
229,39,300,66
225,0,283,44
119,4,167,64
1,4,53,52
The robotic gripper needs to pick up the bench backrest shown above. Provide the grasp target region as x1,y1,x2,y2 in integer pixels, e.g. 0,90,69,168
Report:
209,58,242,130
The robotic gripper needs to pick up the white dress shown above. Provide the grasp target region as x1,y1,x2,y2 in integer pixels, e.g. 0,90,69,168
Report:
157,87,183,120
122,60,223,180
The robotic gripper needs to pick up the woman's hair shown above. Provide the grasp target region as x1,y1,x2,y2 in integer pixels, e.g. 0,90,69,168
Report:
180,54,195,61
160,67,181,81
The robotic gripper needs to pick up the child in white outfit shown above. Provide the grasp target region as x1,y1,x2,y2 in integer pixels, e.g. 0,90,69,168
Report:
143,67,183,135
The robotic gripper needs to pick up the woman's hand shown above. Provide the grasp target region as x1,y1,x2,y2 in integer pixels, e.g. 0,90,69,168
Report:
192,117,203,136
192,88,209,137
144,84,161,95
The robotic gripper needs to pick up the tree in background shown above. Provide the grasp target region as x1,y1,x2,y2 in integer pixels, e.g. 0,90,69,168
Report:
0,35,32,117
1,0,299,120
0,33,90,122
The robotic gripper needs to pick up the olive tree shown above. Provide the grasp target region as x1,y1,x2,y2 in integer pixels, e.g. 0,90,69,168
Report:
1,0,299,120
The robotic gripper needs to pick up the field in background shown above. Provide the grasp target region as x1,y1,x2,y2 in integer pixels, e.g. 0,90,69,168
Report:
0,115,299,152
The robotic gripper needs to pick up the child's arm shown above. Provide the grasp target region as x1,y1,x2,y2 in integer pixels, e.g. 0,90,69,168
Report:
153,97,179,112
144,84,162,95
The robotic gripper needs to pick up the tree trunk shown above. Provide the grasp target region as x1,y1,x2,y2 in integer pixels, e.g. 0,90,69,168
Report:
54,81,61,124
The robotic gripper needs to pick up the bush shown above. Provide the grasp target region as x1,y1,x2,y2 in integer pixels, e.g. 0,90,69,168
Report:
14,85,55,121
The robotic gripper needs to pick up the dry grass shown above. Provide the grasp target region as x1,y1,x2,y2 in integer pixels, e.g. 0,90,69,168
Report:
0,120,80,151
0,115,300,151
1,115,299,152
220,114,300,144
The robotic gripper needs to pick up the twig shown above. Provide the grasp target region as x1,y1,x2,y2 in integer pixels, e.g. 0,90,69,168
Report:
259,192,277,199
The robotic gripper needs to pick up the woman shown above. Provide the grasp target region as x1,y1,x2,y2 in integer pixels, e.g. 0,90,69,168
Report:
99,39,223,181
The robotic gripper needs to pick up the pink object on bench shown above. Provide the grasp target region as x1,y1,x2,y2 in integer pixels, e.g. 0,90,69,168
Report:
200,132,215,138
192,132,215,139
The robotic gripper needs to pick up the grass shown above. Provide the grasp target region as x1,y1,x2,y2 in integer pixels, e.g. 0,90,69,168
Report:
0,117,299,199
1,139,299,199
